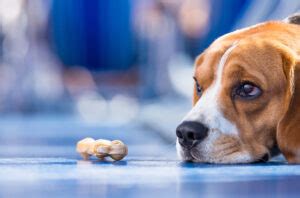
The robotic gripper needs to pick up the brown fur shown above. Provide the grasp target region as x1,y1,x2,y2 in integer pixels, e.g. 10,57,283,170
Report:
193,21,300,163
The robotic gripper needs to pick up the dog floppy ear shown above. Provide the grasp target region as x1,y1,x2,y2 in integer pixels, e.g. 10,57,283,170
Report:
277,48,300,163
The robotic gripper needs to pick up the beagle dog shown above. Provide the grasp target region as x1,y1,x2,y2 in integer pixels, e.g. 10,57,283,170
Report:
176,13,300,164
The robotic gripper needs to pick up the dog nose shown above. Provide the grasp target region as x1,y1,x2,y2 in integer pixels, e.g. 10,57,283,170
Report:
176,121,209,148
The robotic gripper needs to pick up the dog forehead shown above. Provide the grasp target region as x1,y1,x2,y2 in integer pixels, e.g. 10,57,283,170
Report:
194,42,236,84
223,40,286,85
195,22,283,76
194,46,227,85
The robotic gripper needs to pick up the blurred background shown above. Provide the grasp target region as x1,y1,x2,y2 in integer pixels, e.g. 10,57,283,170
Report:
0,0,300,150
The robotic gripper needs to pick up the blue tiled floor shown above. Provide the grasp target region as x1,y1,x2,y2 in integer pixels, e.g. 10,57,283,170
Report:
0,115,300,198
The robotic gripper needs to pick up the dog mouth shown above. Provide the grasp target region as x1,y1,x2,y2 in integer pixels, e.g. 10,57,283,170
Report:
179,144,207,162
178,143,271,164
180,146,259,164
176,133,267,164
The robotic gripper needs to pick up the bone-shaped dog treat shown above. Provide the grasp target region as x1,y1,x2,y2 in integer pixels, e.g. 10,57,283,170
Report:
76,138,128,161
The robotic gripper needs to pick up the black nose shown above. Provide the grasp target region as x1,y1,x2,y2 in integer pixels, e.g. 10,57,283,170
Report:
176,121,209,149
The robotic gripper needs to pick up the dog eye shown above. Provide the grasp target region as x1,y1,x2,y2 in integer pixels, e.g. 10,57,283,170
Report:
235,82,261,99
193,77,202,96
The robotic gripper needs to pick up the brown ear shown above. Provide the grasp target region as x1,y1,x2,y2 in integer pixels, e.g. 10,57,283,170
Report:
277,52,300,163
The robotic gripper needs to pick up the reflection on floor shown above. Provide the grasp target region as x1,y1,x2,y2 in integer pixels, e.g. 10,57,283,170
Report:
0,115,299,198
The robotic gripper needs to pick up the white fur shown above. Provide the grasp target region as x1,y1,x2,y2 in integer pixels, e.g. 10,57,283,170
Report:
183,44,238,136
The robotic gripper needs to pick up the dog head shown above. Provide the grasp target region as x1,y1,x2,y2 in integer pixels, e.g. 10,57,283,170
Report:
176,16,300,163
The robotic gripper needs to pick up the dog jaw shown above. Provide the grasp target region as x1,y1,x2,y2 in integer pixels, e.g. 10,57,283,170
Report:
177,130,257,164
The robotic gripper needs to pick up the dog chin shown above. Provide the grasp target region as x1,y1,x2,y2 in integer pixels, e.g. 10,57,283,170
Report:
176,137,254,164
